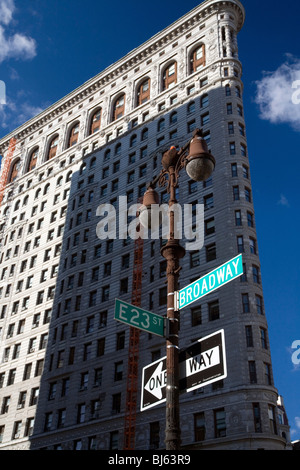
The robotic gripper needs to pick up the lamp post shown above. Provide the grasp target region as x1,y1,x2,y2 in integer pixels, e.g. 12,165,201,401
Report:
140,128,215,450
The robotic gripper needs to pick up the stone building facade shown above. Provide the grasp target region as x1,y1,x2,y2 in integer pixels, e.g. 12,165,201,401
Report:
0,0,291,450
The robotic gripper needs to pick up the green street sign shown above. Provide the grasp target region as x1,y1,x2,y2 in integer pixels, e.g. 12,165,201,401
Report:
176,254,243,310
114,299,165,337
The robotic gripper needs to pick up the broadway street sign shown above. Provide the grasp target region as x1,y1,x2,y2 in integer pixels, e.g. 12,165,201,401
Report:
176,254,243,310
114,299,165,337
141,329,226,411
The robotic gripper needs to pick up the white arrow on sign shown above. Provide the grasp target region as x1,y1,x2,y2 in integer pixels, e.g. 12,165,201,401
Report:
144,360,166,400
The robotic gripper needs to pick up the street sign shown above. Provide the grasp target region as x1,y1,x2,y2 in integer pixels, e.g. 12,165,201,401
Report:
141,357,167,411
141,329,226,411
179,329,227,393
114,299,165,337
175,254,243,310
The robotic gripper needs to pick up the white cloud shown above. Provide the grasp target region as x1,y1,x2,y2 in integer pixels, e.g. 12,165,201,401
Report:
291,417,300,439
277,194,290,208
255,55,300,131
0,97,43,132
0,0,15,26
0,0,36,64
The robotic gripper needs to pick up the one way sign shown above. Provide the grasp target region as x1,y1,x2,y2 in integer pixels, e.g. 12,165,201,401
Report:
140,330,226,411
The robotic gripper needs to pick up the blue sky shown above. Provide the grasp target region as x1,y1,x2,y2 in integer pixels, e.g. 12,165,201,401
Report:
0,0,299,441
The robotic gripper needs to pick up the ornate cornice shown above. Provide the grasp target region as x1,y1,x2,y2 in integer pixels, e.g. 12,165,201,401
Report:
0,0,245,153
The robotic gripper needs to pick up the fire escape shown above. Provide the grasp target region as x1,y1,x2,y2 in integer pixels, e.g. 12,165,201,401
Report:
123,222,144,450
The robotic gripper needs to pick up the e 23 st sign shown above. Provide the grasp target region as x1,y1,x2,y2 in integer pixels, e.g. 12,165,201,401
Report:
114,299,165,337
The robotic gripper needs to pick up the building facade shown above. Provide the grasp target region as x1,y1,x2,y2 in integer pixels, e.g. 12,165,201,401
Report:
0,0,291,450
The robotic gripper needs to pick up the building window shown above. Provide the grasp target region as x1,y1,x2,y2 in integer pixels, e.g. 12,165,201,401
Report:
157,118,165,132
252,265,260,283
162,62,177,91
27,148,38,173
190,44,206,73
159,286,167,306
9,159,20,183
89,108,101,135
253,403,262,433
260,327,268,349
137,78,150,106
268,405,277,434
67,122,79,148
235,210,242,226
242,293,250,313
205,217,215,235
112,393,121,414
150,421,160,449
191,306,202,326
265,363,272,385
245,325,253,347
214,408,226,438
194,412,205,441
208,300,219,321
249,361,257,383
256,295,263,315
237,235,244,252
240,263,247,282
200,93,209,108
47,135,59,160
204,193,214,210
206,243,216,262
249,237,257,254
112,94,125,121
201,112,210,126
233,186,239,200
225,84,231,96
110,431,119,450
245,187,251,202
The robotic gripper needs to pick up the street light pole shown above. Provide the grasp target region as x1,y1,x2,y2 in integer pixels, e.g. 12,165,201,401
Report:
140,129,215,450
161,164,185,451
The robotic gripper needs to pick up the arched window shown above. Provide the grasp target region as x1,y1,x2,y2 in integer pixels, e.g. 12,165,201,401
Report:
158,119,165,132
47,135,59,160
14,200,20,211
104,149,111,161
130,134,137,147
141,128,148,141
90,157,96,169
57,176,63,187
79,163,86,175
170,112,177,125
9,159,20,183
43,183,50,195
137,78,150,106
66,171,72,182
187,101,195,114
112,94,125,122
67,122,80,148
89,109,101,135
27,148,38,173
115,143,121,156
200,94,209,108
190,45,206,74
162,62,177,91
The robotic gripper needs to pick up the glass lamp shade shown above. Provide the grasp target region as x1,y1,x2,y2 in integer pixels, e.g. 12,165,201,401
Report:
185,134,215,181
139,188,160,229
186,154,215,181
